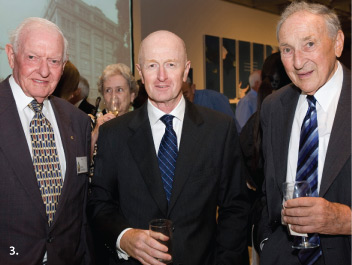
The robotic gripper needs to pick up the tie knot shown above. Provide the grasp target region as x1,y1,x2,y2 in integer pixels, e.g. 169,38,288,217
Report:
160,114,174,128
28,100,43,113
306,95,317,107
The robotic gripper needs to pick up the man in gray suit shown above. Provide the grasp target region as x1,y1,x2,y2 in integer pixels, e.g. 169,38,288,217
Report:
88,30,250,265
258,2,351,265
0,17,93,264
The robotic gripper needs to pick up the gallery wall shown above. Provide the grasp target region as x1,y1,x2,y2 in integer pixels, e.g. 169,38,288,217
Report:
133,0,280,99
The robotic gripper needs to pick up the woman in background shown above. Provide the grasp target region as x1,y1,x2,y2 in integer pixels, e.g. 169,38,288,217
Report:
91,63,138,156
239,52,291,260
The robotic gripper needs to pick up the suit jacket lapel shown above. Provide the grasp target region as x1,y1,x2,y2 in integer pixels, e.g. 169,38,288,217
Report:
128,105,168,216
275,85,300,194
168,101,204,214
0,78,47,220
49,96,77,225
320,66,351,196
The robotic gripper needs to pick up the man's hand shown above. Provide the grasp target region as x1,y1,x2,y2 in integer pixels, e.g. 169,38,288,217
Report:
282,197,351,235
120,229,171,265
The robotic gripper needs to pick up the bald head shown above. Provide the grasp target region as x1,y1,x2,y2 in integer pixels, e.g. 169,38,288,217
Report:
249,70,262,92
138,30,188,66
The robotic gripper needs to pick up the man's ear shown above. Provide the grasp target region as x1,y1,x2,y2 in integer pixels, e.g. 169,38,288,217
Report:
136,64,145,84
334,30,344,58
182,61,191,82
5,44,15,69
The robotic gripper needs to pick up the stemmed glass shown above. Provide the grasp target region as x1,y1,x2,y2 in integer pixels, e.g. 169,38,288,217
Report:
108,95,119,116
282,181,319,249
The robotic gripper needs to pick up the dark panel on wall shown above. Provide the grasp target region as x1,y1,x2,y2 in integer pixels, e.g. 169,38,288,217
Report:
238,40,250,88
253,42,264,71
223,38,237,99
205,35,220,92
266,45,273,57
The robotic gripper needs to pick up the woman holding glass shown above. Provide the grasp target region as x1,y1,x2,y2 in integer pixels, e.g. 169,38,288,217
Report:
91,63,138,157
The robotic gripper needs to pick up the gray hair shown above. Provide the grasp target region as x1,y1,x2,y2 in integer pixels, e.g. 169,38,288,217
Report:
98,63,138,96
9,17,69,62
78,76,90,99
277,1,341,41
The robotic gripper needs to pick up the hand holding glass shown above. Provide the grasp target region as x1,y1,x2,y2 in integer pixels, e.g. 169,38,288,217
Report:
149,219,173,264
282,181,319,249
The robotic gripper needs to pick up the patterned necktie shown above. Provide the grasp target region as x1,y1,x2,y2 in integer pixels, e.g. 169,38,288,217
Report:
29,100,63,226
158,115,178,203
296,95,322,265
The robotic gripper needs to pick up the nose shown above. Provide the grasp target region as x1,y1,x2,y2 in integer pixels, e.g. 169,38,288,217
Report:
157,65,167,81
38,59,50,77
293,50,305,70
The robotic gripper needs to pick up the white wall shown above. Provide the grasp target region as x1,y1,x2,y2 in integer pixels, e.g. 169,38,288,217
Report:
133,0,280,92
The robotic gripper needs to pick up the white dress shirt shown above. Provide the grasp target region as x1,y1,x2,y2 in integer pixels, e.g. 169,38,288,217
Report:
286,62,343,192
116,96,186,259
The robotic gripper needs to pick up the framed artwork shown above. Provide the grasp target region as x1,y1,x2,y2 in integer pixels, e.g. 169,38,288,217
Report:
204,35,278,100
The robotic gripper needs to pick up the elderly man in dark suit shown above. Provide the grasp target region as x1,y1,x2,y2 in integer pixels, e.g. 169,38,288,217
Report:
88,30,250,265
0,17,93,264
258,2,351,265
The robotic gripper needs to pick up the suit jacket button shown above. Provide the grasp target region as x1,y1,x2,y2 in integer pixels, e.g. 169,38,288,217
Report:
47,236,54,243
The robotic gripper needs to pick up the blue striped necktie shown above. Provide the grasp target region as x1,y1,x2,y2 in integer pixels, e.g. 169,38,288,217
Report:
158,115,178,203
296,95,322,265
28,100,63,226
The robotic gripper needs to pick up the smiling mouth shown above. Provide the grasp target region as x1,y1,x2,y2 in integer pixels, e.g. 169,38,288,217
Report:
297,70,313,79
155,84,170,89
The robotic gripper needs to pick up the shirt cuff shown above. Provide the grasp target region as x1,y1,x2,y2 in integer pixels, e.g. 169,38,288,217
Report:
116,228,132,260
260,238,269,251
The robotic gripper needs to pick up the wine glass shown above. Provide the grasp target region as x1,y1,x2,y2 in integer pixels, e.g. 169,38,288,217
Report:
108,95,119,116
282,181,319,249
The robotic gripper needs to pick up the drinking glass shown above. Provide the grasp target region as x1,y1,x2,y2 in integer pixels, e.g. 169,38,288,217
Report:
107,95,119,116
282,181,319,249
149,219,173,264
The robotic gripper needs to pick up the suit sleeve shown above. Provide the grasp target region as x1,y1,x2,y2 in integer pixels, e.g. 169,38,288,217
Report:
216,118,251,264
256,97,275,250
87,124,130,250
81,116,95,264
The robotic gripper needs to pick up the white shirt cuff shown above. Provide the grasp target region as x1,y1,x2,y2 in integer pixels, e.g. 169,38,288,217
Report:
260,238,268,251
116,228,132,260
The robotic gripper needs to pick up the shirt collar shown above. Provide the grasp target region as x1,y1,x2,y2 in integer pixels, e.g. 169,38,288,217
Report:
9,75,50,112
147,95,186,125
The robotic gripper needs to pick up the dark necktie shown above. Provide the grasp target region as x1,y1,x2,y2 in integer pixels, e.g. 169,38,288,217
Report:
296,95,322,265
28,100,63,226
158,115,178,203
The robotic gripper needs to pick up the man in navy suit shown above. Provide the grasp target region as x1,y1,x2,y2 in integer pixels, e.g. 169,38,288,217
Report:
258,2,351,265
88,30,250,265
0,17,93,264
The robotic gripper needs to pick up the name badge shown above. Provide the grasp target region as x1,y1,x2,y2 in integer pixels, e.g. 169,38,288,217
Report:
76,157,88,174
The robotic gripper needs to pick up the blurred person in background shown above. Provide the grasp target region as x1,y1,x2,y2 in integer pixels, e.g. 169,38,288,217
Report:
239,52,291,264
70,76,95,115
52,60,80,101
235,70,261,132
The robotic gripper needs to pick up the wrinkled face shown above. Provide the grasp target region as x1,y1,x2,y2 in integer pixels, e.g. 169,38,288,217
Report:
136,31,190,112
103,74,135,116
6,24,66,103
278,11,344,95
